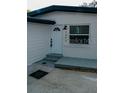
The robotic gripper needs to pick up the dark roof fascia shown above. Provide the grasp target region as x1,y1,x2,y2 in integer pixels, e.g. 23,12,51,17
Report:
27,17,56,25
28,5,97,17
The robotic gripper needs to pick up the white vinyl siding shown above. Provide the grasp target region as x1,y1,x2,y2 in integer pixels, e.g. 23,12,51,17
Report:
37,12,97,59
27,22,50,65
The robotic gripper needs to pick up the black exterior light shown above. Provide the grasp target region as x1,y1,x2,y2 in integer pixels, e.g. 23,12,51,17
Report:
63,25,67,30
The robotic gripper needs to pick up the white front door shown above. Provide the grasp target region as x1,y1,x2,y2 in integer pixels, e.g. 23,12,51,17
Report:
50,25,63,54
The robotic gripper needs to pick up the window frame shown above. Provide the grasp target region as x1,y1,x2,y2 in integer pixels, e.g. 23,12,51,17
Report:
69,24,90,45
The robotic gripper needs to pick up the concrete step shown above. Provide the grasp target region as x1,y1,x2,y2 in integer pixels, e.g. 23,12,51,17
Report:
55,64,97,72
42,57,60,62
54,57,97,73
46,53,63,58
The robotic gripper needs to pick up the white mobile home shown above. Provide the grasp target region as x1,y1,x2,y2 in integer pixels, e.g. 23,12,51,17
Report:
27,5,97,66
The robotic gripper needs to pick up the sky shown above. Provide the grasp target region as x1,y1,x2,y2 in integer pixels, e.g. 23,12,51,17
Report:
27,0,93,11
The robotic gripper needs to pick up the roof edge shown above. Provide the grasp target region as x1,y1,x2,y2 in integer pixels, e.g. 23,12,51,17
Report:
28,5,97,17
27,17,56,25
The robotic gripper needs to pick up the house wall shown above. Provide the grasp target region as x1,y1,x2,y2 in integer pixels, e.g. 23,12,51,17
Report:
27,22,51,65
37,12,97,59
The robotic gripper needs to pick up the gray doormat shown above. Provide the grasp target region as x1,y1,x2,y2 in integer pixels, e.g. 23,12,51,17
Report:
29,70,48,79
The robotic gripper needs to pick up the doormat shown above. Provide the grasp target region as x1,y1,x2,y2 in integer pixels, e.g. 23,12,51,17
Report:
29,70,48,79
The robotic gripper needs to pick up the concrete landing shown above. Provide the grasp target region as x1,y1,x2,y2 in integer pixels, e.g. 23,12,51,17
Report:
55,57,97,72
28,68,97,93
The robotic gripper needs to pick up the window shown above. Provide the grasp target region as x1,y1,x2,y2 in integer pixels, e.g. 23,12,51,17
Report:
69,25,89,44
